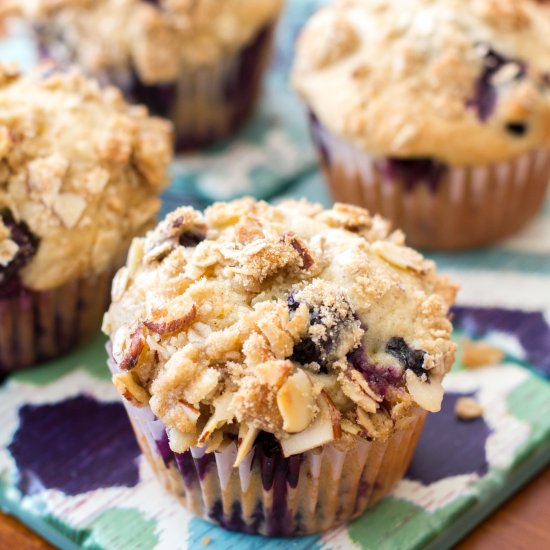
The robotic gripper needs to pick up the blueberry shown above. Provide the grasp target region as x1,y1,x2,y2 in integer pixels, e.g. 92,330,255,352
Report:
505,122,528,137
178,231,205,247
385,337,425,377
254,431,281,459
468,44,527,122
287,292,300,313
287,293,360,372
348,346,403,397
0,209,39,293
289,305,332,370
128,68,176,118
380,157,447,193
291,336,324,368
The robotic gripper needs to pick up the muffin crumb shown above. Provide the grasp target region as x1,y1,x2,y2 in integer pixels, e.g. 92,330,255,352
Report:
455,397,484,421
462,340,505,368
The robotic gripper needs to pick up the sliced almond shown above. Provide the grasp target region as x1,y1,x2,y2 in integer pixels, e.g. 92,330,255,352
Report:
405,370,444,413
283,232,315,270
53,193,86,229
111,267,130,302
349,369,382,402
127,238,145,276
455,397,484,421
461,340,504,369
339,370,379,413
491,62,521,85
371,241,429,275
144,304,197,335
256,359,293,388
118,325,146,371
197,392,235,445
167,427,197,454
320,390,342,439
356,407,375,435
356,407,393,440
113,371,150,406
341,418,362,436
178,398,201,424
206,429,224,453
234,423,260,467
277,369,315,433
0,239,18,266
143,239,174,264
280,394,336,457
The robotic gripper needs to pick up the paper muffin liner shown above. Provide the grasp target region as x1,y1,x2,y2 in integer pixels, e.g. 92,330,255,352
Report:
0,268,115,374
108,346,426,536
310,116,550,250
36,23,277,151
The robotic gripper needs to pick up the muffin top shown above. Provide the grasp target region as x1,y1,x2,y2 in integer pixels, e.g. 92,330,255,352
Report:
103,199,458,459
2,0,284,83
0,64,172,293
293,0,550,166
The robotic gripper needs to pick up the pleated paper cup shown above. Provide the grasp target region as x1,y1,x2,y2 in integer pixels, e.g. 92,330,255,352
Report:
310,116,550,250
0,268,115,374
36,23,277,151
108,346,426,536
166,23,276,151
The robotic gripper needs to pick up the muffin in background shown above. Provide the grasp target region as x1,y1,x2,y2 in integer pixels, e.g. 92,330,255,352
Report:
0,63,172,373
1,0,285,150
103,198,458,536
293,0,550,250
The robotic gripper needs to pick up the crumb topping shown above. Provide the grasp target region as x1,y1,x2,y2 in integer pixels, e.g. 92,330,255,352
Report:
0,65,172,290
104,199,458,458
292,0,550,165
461,339,505,368
3,0,284,83
455,396,484,420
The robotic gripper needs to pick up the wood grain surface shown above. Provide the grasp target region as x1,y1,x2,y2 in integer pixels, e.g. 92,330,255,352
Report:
1,466,549,550
0,510,53,549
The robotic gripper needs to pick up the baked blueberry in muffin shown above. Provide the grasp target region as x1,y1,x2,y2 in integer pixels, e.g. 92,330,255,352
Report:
0,209,39,298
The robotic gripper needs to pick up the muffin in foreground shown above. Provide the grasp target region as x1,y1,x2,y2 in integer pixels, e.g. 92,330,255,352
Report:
293,0,550,250
103,198,458,535
2,0,285,150
0,64,172,373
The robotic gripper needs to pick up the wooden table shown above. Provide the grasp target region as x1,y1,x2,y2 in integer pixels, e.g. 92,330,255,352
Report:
1,466,549,549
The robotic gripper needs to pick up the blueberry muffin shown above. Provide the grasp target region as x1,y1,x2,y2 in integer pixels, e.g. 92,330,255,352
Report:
293,0,550,249
0,64,172,373
2,0,285,150
103,198,458,535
